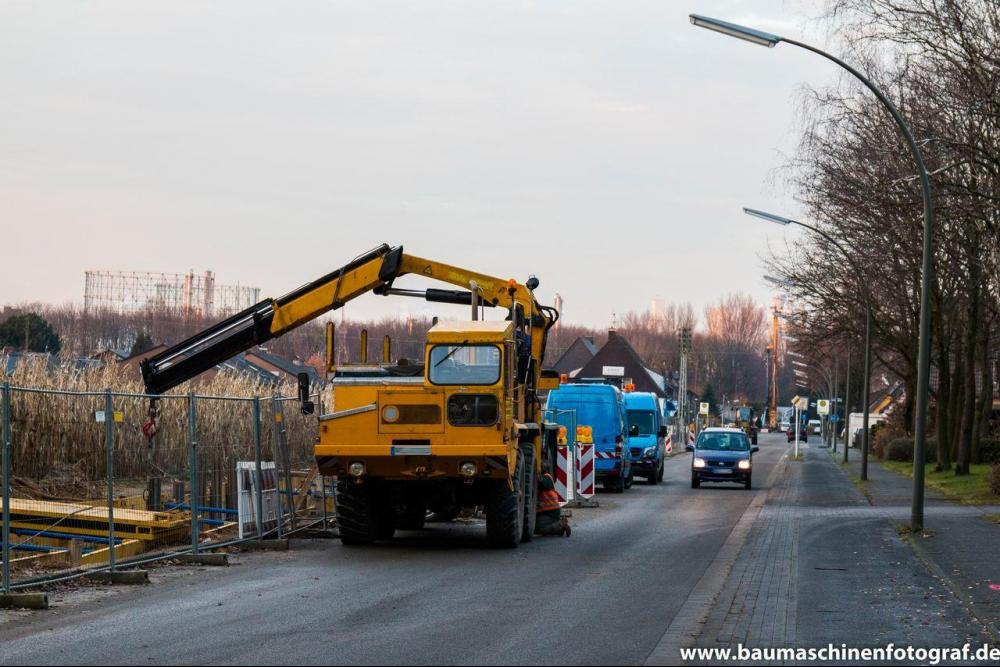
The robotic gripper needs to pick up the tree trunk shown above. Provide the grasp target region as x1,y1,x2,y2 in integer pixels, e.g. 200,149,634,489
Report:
972,317,994,463
957,277,982,476
935,334,952,472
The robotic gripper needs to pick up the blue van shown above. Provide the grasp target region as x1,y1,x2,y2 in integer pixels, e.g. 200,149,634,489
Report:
623,391,667,485
545,383,633,493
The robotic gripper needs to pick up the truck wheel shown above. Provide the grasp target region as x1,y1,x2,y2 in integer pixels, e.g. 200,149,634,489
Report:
486,450,525,549
335,480,378,545
521,443,537,543
657,460,665,483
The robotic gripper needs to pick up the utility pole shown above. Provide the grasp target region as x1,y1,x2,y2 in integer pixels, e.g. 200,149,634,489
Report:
678,328,692,443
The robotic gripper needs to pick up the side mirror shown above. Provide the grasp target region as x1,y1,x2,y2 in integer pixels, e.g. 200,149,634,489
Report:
751,446,760,454
685,444,695,452
297,372,315,415
658,425,668,438
629,424,640,437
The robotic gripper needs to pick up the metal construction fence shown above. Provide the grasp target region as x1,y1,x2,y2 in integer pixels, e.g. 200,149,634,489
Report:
0,382,331,592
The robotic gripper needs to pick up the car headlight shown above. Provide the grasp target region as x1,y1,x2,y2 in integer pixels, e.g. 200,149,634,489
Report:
693,457,707,469
643,447,657,458
738,459,751,470
382,405,400,423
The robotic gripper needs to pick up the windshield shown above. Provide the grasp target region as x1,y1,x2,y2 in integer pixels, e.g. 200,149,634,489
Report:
627,410,656,436
697,432,750,452
429,344,501,385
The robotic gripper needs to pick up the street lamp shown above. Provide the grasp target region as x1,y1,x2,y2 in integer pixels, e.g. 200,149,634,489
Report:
745,207,875,481
691,13,936,532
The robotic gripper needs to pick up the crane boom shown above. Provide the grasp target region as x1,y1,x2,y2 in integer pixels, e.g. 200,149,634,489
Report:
140,244,554,395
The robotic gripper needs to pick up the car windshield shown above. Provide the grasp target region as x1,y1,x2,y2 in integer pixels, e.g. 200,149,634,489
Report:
697,432,750,452
428,344,501,385
627,410,656,436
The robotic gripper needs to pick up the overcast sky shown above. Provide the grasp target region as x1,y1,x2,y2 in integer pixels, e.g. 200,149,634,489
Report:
1,0,839,326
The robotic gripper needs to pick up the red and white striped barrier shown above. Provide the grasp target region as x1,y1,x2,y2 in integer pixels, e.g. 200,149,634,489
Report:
688,430,696,445
576,443,595,499
664,431,673,455
595,451,618,460
555,445,574,505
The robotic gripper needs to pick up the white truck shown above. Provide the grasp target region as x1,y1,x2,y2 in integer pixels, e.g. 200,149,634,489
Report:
847,412,887,447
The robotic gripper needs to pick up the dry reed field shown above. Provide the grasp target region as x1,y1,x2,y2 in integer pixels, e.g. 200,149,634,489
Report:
2,355,315,502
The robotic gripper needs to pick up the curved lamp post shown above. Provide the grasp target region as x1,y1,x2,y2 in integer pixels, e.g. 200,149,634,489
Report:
746,207,874,481
692,14,935,531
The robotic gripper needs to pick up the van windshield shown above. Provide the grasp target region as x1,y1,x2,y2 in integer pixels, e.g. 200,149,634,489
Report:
697,432,750,452
627,410,656,436
548,398,619,441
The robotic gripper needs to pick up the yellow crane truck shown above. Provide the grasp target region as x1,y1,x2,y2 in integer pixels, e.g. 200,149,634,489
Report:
141,244,560,548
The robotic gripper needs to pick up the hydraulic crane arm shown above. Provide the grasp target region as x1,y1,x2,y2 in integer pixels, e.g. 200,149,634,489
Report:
140,244,556,396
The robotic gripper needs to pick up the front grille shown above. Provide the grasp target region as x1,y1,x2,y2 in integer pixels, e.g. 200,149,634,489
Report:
710,460,734,468
630,448,644,459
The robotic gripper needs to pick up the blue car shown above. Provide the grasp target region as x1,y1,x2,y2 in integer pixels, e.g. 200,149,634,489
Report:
686,427,759,490
623,391,667,485
545,383,633,493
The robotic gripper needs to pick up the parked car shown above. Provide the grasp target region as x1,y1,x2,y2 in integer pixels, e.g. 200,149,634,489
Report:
686,427,759,490
624,391,667,485
808,419,822,435
545,383,633,493
786,425,809,443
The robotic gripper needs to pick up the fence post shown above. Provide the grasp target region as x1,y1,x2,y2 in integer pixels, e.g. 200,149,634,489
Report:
104,389,116,571
188,393,199,553
2,383,11,593
252,397,265,540
270,396,283,540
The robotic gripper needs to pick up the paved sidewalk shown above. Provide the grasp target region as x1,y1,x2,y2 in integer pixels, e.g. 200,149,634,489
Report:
841,450,1000,641
686,443,996,665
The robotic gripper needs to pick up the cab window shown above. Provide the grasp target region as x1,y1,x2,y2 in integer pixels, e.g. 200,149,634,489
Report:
429,344,501,385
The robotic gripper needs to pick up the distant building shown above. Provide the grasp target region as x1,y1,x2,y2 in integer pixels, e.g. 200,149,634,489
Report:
548,336,598,378
575,329,669,399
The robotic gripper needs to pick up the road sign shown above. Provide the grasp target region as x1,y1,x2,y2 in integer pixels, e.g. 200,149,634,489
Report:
792,396,809,410
699,402,709,416
602,365,625,377
817,399,830,416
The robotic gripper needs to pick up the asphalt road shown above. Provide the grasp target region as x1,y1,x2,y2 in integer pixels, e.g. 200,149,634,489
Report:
0,433,789,666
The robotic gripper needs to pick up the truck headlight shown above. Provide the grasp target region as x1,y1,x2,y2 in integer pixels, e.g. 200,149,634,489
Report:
643,447,657,458
459,461,477,477
348,461,366,477
738,459,751,470
693,457,706,469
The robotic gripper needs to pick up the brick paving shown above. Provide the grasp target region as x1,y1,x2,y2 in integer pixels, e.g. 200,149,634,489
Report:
685,441,997,665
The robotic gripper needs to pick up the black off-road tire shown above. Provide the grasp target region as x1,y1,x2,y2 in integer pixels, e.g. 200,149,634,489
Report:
486,450,525,549
521,444,537,543
335,480,379,546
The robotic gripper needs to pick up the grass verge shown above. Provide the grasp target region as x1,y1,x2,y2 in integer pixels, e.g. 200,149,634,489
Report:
881,461,999,505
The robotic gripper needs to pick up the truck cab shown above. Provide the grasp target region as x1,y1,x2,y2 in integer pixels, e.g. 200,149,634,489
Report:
623,391,667,485
545,383,632,493
319,319,542,546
